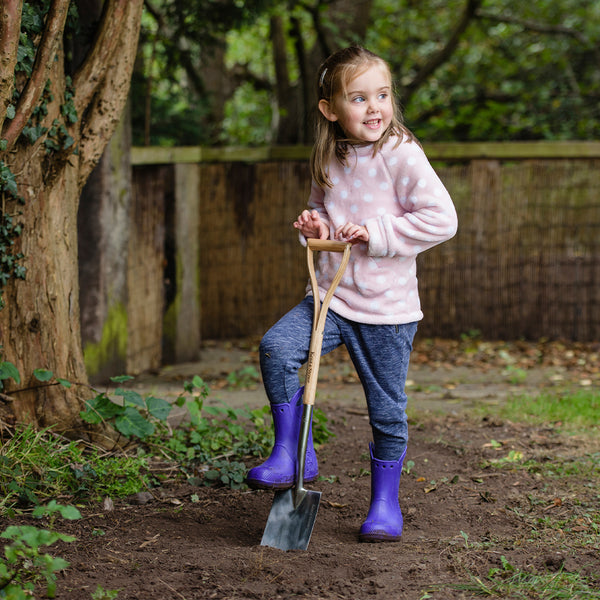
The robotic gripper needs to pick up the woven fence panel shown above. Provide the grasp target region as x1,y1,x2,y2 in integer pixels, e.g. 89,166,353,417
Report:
198,161,309,339
133,154,600,344
127,166,169,372
418,158,600,340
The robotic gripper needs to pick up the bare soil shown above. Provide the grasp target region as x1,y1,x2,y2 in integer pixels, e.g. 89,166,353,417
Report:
12,339,600,599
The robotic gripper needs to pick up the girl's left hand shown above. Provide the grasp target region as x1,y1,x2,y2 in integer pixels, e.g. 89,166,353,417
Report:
335,223,369,244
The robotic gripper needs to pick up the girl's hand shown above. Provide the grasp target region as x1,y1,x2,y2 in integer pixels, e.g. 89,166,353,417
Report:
335,222,369,244
293,209,329,240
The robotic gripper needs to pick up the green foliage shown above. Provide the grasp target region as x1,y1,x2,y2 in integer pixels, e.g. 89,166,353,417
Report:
0,166,26,308
1,362,335,503
137,0,600,146
376,0,600,142
91,586,120,600
0,361,20,391
220,84,274,146
226,365,260,389
132,0,277,146
0,424,150,514
452,555,600,598
0,503,78,599
80,375,173,440
153,375,273,489
494,389,600,432
0,5,81,310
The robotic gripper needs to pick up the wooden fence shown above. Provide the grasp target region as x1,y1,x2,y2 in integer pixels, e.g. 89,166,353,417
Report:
126,142,600,367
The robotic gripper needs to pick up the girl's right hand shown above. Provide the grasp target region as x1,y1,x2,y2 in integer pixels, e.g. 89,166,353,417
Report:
293,209,329,240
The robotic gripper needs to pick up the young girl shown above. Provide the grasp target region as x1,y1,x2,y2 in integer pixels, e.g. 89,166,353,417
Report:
247,45,458,542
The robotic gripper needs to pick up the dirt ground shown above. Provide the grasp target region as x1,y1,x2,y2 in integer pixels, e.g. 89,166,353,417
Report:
15,339,600,599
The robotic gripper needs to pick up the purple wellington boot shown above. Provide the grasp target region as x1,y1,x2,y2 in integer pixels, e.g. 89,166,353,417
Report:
245,387,318,489
358,443,407,542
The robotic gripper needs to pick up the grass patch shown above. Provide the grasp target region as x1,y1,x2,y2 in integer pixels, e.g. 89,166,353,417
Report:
0,426,151,515
453,557,600,598
493,389,600,433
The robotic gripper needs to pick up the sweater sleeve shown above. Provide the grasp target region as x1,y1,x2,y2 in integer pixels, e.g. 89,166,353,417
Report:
365,143,457,258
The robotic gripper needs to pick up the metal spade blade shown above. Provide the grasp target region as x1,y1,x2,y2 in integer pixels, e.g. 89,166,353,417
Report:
260,486,321,551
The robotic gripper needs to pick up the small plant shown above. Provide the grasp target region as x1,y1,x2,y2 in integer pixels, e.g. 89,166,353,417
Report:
0,503,80,599
503,364,528,384
0,360,20,392
91,585,120,599
80,375,172,440
153,376,274,488
402,459,415,475
226,365,260,389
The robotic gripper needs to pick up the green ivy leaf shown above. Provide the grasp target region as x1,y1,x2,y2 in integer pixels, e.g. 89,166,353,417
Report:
115,388,145,408
0,361,20,384
114,406,155,439
81,394,125,420
146,395,172,421
34,368,53,382
110,375,134,384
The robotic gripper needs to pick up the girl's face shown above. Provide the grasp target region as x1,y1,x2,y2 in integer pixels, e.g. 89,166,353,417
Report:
319,63,394,143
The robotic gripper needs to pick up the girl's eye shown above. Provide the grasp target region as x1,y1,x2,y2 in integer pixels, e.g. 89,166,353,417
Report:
378,93,388,101
352,96,365,103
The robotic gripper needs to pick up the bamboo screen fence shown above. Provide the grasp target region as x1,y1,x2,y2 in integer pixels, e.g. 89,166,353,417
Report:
130,143,600,360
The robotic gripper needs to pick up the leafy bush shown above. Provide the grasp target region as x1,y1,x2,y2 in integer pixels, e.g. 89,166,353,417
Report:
0,503,80,599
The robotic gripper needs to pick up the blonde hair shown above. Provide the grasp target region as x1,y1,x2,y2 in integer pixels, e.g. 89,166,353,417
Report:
310,45,418,189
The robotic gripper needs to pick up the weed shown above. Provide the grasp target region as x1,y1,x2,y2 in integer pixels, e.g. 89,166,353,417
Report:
91,586,120,599
503,364,528,384
226,365,260,389
403,459,415,475
454,555,600,598
2,367,335,502
0,503,80,599
80,375,172,440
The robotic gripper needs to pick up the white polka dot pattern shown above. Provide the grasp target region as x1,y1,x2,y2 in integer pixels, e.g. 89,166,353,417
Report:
305,135,458,325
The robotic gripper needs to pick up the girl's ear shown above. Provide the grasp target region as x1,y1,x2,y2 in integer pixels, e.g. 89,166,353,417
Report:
318,99,338,122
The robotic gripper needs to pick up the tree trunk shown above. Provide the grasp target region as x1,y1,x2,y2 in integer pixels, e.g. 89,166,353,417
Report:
78,100,133,385
0,0,144,434
2,152,87,432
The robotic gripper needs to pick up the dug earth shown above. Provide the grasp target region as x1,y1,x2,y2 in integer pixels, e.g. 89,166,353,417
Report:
21,338,600,598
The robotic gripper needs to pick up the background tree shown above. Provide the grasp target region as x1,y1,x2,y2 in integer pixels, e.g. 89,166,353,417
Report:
135,0,599,146
0,0,144,433
133,0,279,146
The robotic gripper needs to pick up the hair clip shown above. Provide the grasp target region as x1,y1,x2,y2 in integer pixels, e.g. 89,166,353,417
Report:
319,67,327,87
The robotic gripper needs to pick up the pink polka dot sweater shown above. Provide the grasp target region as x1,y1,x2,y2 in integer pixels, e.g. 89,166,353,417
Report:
304,134,458,325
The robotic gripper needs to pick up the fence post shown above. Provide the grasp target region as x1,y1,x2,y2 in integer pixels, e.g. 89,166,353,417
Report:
171,162,202,362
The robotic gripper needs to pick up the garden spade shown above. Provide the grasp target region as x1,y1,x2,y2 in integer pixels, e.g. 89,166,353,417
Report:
261,238,351,551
